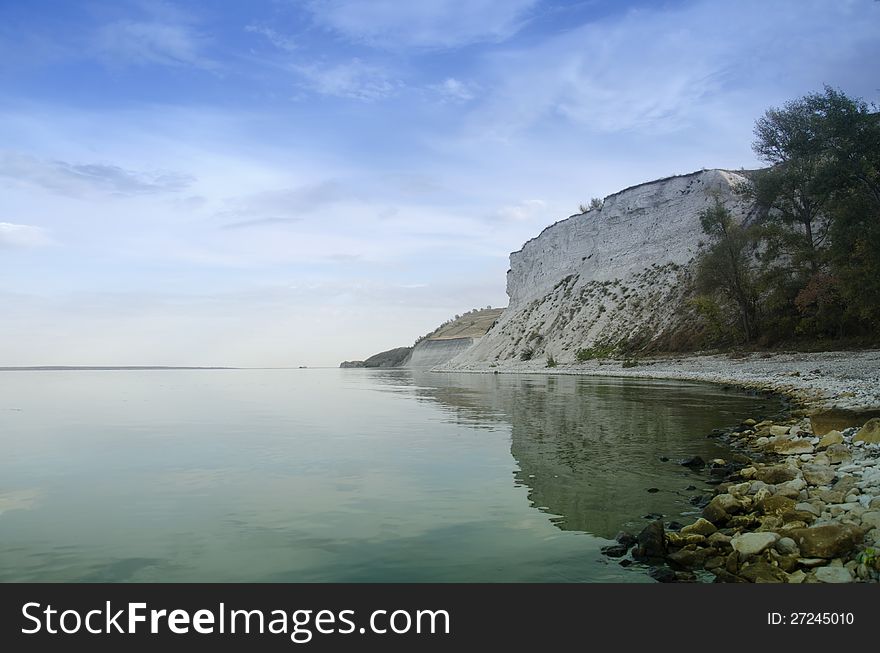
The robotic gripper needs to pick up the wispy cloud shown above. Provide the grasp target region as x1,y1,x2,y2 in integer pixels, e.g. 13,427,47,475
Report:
245,24,298,53
466,0,880,138
293,58,402,100
491,199,546,222
0,153,194,197
305,0,539,49
432,77,476,103
217,180,356,228
95,19,212,69
0,222,51,248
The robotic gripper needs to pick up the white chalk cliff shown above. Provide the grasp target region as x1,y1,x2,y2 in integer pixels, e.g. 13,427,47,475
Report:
446,169,753,366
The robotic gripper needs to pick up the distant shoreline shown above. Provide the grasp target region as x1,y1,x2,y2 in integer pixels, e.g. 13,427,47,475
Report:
0,366,239,371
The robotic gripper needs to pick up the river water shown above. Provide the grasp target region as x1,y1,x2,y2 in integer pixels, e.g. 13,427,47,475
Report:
0,369,779,582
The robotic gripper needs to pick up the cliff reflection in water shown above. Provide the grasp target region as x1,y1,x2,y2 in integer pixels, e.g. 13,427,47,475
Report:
371,371,779,539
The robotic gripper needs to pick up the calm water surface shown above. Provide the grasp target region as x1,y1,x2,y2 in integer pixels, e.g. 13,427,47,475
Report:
0,369,780,582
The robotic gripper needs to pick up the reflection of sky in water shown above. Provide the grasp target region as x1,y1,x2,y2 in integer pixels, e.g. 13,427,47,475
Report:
0,369,779,582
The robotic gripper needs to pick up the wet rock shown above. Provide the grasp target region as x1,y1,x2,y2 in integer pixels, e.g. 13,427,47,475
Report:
732,532,779,557
665,533,705,548
615,531,637,548
815,566,853,583
854,418,880,444
643,512,663,520
803,464,837,486
681,518,717,537
739,560,788,583
705,556,726,570
648,566,677,583
601,543,630,557
789,523,864,558
702,493,744,524
684,485,697,491
667,548,711,570
680,456,705,469
646,487,660,493
634,520,666,560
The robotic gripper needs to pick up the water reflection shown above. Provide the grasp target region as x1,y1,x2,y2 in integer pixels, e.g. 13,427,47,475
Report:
370,371,782,539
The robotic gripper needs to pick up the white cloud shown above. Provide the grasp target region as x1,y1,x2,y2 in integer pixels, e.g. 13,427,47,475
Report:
306,0,539,49
293,58,401,101
0,222,51,248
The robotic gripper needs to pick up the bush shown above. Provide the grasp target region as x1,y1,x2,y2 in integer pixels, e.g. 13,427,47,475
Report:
546,355,557,368
622,360,638,368
575,344,616,362
520,347,534,361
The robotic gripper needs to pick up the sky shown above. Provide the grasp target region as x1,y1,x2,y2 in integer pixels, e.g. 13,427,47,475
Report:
1,0,878,367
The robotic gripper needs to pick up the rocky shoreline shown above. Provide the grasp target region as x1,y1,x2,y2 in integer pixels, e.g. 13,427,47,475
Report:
612,415,880,583
435,349,880,582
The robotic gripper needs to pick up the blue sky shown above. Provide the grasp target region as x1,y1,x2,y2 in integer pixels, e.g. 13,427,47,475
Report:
1,0,878,366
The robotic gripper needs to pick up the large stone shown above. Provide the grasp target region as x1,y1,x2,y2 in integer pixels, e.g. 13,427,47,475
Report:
854,418,880,444
634,520,666,560
860,511,880,530
775,478,806,499
773,439,814,455
681,518,716,537
769,425,791,437
814,566,854,583
755,465,799,485
702,493,742,524
810,408,880,436
731,532,779,557
802,464,837,486
817,430,844,449
788,523,864,558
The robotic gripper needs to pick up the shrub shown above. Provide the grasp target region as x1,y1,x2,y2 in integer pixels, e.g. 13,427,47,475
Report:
520,347,534,361
546,355,557,368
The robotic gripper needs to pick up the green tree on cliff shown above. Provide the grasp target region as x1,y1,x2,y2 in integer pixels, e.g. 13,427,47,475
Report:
746,86,880,340
694,199,760,341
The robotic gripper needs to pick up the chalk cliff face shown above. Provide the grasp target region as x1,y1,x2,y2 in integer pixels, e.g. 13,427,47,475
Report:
447,170,752,365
